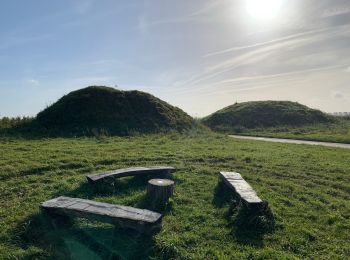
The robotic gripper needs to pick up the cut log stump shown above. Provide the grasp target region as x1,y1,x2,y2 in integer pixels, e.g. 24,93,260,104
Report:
147,179,174,209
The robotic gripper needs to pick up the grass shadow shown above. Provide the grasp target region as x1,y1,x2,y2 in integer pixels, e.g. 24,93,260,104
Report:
8,173,175,258
136,192,174,214
212,178,275,248
55,172,175,199
212,178,235,208
11,209,159,259
228,202,275,247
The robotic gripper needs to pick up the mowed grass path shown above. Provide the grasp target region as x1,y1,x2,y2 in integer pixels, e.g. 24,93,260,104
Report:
242,119,350,144
0,132,349,259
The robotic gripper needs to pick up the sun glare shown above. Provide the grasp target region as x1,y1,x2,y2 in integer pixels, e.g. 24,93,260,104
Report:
246,0,283,20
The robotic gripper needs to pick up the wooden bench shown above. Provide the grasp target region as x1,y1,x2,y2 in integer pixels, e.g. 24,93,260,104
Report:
219,172,263,207
86,166,175,183
41,196,162,232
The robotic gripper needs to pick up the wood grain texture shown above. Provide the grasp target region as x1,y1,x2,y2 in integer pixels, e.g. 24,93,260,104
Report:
41,196,162,232
86,166,175,183
219,172,263,205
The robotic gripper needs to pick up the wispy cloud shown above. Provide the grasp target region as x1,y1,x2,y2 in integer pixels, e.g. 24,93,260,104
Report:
173,23,350,90
189,0,226,17
176,34,322,88
137,0,227,33
173,64,345,96
210,65,346,87
323,5,350,17
203,28,328,57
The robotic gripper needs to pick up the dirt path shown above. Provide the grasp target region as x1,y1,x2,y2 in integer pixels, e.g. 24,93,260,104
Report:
229,135,350,149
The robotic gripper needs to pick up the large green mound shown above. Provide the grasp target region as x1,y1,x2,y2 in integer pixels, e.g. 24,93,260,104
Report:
36,86,194,135
202,101,332,132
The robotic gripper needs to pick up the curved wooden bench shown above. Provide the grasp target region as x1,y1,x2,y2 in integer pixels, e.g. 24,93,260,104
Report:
41,196,162,232
219,172,263,206
86,166,175,183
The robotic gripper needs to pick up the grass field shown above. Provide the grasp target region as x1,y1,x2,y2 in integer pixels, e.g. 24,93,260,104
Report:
0,131,349,259
239,118,350,144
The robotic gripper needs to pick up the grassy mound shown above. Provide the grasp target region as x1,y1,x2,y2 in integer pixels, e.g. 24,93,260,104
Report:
202,101,332,132
35,86,194,136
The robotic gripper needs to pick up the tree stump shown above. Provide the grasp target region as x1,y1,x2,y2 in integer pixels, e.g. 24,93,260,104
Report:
147,179,174,209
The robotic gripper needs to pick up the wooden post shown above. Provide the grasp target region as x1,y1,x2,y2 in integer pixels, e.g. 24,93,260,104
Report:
147,179,174,209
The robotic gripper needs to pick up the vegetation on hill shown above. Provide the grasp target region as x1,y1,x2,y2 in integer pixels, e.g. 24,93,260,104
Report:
202,101,333,133
32,86,194,136
0,117,33,129
0,132,349,258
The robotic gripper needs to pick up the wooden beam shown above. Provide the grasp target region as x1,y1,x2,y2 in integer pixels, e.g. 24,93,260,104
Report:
219,172,263,206
86,166,175,183
41,196,162,232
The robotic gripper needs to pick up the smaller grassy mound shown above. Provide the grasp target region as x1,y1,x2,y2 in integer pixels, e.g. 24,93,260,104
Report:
35,86,194,136
202,101,332,132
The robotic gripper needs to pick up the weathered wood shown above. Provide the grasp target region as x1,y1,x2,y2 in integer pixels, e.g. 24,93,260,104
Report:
219,172,263,206
147,179,174,205
86,166,175,183
41,196,162,232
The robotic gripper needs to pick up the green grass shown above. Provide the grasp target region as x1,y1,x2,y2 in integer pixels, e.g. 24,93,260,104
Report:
241,118,350,144
0,131,349,259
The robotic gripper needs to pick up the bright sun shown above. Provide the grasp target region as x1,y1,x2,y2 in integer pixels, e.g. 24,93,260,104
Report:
246,0,283,20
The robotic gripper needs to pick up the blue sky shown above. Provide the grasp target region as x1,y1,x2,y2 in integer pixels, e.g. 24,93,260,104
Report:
1,0,350,117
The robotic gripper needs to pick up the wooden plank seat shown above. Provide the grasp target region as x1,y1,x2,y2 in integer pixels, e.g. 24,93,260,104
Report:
219,172,263,207
86,166,175,183
41,196,162,232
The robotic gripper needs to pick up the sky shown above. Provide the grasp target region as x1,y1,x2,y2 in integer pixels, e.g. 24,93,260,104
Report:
0,0,350,117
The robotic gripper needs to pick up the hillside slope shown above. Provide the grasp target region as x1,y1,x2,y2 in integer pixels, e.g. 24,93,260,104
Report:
36,86,194,135
202,101,332,132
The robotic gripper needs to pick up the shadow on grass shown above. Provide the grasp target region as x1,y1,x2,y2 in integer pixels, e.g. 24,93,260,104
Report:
54,172,175,199
12,211,157,259
136,191,174,214
10,173,177,259
227,203,275,247
212,179,275,248
212,178,235,208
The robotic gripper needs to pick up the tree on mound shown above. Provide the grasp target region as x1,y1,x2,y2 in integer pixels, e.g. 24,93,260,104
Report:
202,101,333,132
35,86,194,136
